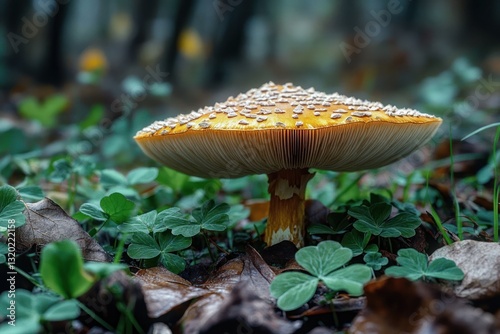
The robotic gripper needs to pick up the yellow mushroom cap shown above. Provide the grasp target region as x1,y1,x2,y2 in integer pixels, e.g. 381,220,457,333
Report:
134,82,442,178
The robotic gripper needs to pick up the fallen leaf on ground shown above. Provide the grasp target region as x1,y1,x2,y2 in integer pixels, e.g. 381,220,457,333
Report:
197,282,300,334
134,266,207,319
181,245,283,333
18,198,110,262
350,277,498,334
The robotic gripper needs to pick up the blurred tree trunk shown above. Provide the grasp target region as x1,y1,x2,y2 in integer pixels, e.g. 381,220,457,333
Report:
4,2,67,87
162,0,195,82
35,3,68,86
129,0,160,62
3,1,29,87
206,0,255,86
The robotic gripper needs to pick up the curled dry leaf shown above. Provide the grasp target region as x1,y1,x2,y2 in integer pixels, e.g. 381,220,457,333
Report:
135,245,281,333
198,283,300,334
429,240,500,300
18,198,110,262
349,277,498,334
182,246,282,333
134,266,207,319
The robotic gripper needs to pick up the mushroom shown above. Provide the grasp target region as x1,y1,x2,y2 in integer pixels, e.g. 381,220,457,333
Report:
134,82,442,247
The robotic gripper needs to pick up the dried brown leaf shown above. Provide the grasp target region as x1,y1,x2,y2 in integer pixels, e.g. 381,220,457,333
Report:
135,266,208,319
181,246,278,333
18,198,110,262
350,277,498,334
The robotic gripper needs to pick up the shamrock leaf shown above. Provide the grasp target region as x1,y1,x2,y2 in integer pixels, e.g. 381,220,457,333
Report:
158,201,229,237
270,272,318,311
385,248,464,281
118,210,157,234
127,231,191,273
307,211,352,236
0,185,26,228
100,193,135,223
363,251,388,271
40,240,95,299
270,241,372,311
341,230,377,257
349,202,421,238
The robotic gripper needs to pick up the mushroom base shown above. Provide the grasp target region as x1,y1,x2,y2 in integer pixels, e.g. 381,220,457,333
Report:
265,168,314,247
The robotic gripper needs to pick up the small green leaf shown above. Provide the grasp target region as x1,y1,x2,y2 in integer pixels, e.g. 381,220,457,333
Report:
0,289,38,320
157,167,191,193
49,159,72,182
40,240,95,299
307,224,343,235
270,241,372,311
118,210,157,234
157,230,192,253
127,232,160,259
100,169,128,187
341,230,373,257
0,201,26,228
155,231,191,273
0,185,25,228
0,320,41,334
296,241,352,276
0,185,17,208
385,248,464,282
17,185,44,202
382,213,422,238
322,264,372,296
157,208,198,236
270,272,318,311
426,258,464,281
193,200,230,232
159,252,186,274
84,262,128,278
363,252,388,270
350,202,421,238
79,203,108,221
43,299,80,321
127,167,158,185
100,193,135,223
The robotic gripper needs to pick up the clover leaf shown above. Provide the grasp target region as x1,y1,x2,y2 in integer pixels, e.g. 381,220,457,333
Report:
0,185,26,228
385,248,464,281
79,192,135,224
349,202,421,238
0,290,79,334
363,251,388,271
40,240,95,299
126,167,158,185
270,241,372,311
118,210,157,234
127,231,192,273
159,200,229,237
99,193,135,223
307,211,352,235
341,230,378,257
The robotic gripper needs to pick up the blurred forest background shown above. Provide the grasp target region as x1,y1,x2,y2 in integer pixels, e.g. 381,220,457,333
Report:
1,0,500,166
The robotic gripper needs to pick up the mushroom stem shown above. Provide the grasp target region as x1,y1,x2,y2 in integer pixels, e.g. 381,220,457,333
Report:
266,168,315,247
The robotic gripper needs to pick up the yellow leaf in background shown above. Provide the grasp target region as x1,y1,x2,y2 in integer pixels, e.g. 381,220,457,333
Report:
79,47,108,73
178,29,204,59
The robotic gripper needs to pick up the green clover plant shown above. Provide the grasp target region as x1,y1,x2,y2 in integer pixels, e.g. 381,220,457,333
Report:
385,248,464,282
349,199,421,238
0,185,26,229
127,230,192,273
270,241,372,311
